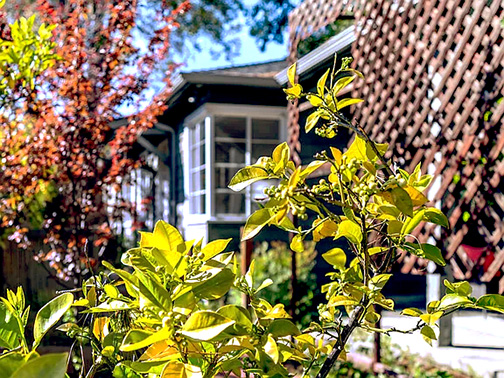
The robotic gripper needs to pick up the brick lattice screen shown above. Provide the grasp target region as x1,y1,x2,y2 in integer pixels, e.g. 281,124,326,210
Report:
288,0,504,291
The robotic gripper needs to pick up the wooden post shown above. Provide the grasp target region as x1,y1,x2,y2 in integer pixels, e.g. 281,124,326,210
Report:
240,227,253,308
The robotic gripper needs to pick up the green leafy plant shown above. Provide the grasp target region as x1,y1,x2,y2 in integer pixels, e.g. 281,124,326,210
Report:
0,0,57,105
60,221,312,377
228,240,318,327
228,56,504,377
0,287,73,377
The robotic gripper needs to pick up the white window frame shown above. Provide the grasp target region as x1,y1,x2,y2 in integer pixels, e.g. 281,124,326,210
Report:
183,103,287,224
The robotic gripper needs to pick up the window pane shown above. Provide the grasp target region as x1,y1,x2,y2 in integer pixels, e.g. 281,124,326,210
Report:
252,119,279,139
216,142,245,163
189,194,206,214
216,193,245,214
215,117,246,138
252,143,275,162
191,170,205,192
215,166,241,189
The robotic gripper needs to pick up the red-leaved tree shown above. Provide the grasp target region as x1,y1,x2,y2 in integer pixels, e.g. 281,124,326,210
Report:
0,0,189,285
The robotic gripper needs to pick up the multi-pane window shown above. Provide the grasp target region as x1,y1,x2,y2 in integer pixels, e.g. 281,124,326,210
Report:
186,106,283,218
188,122,206,214
214,116,280,216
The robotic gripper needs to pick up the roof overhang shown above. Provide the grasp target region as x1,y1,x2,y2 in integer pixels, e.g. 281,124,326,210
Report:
171,72,281,95
275,25,356,86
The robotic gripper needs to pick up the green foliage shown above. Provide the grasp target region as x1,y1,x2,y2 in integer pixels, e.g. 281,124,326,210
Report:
229,56,504,376
60,221,318,377
228,241,318,327
0,287,72,377
0,7,57,102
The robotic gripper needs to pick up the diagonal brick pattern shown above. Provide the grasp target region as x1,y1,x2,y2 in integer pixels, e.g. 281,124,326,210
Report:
288,0,504,291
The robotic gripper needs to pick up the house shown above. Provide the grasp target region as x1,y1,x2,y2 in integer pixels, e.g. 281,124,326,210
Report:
130,60,290,247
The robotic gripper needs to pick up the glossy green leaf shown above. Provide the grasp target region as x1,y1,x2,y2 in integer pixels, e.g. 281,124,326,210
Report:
11,353,68,378
335,220,362,245
242,208,275,240
228,166,269,192
200,238,231,261
420,325,437,346
120,328,171,352
476,294,504,314
217,305,252,330
190,268,235,300
305,111,321,133
437,294,473,311
0,352,27,377
267,319,301,338
414,244,446,266
0,301,22,350
337,98,363,111
401,307,423,317
33,293,73,348
181,311,235,341
290,234,304,253
423,208,449,228
444,280,472,296
401,209,425,235
317,68,330,96
390,187,413,217
322,248,346,270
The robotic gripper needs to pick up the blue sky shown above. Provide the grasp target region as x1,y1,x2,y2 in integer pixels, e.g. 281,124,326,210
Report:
179,9,289,72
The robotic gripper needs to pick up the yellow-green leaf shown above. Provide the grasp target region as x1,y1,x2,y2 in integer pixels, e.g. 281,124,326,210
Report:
200,238,232,261
11,353,68,378
181,311,235,341
229,166,269,192
283,84,302,98
287,62,296,85
335,220,362,245
120,328,171,352
305,111,320,133
476,294,504,314
140,220,184,253
264,334,279,363
390,187,413,217
242,208,275,240
300,160,325,180
290,234,304,253
337,98,363,111
423,208,449,228
317,68,330,96
421,325,437,346
33,293,74,348
322,248,346,270
401,307,423,317
333,75,355,96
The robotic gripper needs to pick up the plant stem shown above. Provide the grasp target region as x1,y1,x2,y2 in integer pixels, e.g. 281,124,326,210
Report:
315,305,367,378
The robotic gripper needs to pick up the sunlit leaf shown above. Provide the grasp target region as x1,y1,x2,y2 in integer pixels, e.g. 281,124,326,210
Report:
33,293,74,348
181,311,235,341
322,248,346,270
229,167,269,192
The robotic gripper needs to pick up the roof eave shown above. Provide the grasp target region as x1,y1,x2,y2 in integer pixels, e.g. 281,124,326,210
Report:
275,26,356,86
